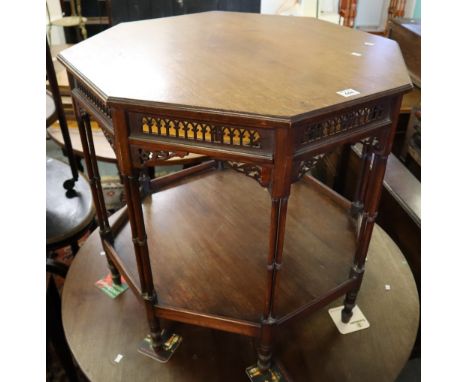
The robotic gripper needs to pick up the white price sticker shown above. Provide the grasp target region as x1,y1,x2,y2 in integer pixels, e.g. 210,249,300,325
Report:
336,89,360,98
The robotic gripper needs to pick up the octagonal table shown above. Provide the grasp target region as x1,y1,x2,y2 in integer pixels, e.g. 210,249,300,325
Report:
58,11,412,380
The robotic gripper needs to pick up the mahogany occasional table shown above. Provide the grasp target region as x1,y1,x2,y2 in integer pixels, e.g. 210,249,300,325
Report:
58,11,413,380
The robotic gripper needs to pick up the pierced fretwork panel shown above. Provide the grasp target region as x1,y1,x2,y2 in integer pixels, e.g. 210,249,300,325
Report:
102,128,115,150
131,146,189,168
226,161,271,187
75,81,112,121
292,154,325,182
139,116,262,149
299,103,388,146
126,109,279,156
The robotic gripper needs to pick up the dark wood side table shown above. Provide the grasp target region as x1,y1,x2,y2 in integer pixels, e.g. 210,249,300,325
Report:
63,213,419,381
58,11,413,378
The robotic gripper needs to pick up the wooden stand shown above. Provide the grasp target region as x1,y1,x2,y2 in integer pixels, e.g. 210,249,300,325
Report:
57,11,413,378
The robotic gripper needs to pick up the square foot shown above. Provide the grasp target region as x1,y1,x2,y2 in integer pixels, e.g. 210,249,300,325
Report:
246,363,287,382
94,273,128,299
328,305,370,334
137,331,182,363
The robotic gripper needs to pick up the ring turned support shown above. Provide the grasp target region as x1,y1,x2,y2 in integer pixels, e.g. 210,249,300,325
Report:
342,95,403,323
73,108,121,285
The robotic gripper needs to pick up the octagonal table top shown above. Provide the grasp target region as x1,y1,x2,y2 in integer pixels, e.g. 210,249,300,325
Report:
58,11,412,123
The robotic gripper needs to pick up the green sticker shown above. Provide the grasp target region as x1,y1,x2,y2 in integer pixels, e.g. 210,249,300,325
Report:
95,273,128,299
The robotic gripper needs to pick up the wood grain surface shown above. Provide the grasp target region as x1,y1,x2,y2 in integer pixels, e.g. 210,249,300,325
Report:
58,11,411,120
63,192,419,382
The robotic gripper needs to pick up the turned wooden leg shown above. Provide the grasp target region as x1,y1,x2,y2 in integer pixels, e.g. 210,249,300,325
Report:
341,268,364,323
343,96,403,323
257,325,273,371
258,196,289,371
350,140,372,218
123,171,165,351
75,110,121,285
342,149,389,323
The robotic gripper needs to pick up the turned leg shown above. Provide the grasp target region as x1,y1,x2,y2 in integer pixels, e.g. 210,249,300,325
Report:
258,196,289,371
75,110,121,285
257,325,273,371
123,171,165,352
350,140,372,218
342,95,403,323
341,149,390,323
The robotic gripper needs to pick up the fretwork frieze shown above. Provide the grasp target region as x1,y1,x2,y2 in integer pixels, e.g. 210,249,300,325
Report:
132,147,189,167
226,161,268,186
102,128,115,150
299,103,388,147
127,112,276,154
75,81,113,121
140,116,261,148
293,154,326,181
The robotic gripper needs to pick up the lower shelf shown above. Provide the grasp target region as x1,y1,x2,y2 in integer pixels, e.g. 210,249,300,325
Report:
112,168,357,324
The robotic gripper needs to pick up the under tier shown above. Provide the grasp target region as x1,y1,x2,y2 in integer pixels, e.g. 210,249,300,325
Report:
112,168,357,325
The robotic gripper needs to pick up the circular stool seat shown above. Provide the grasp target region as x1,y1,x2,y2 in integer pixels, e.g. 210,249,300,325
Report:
46,157,95,250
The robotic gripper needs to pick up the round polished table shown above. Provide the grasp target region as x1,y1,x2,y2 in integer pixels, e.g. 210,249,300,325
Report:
63,214,419,382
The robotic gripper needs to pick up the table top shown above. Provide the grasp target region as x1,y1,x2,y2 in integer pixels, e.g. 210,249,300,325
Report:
63,203,419,382
58,11,411,122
